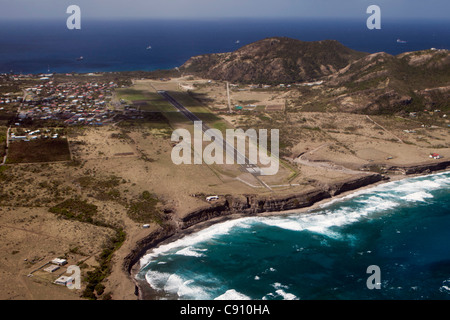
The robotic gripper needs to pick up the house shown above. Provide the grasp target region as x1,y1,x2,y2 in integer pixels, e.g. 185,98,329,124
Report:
44,265,60,273
10,135,27,141
54,276,73,286
51,258,68,266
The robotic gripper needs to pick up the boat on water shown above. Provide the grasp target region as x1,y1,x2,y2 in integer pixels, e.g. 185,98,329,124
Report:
76,56,84,61
235,40,240,44
146,45,152,50
397,39,407,44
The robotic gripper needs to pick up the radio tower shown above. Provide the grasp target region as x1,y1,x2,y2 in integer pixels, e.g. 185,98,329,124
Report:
226,81,232,113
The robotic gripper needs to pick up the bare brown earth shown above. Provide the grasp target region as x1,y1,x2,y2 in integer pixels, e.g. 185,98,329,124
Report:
0,206,114,300
0,76,449,300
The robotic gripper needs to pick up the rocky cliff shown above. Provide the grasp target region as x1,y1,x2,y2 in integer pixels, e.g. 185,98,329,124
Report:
124,162,450,298
383,160,450,175
124,173,385,277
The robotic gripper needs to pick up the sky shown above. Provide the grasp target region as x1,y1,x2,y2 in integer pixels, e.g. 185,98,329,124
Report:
0,0,449,21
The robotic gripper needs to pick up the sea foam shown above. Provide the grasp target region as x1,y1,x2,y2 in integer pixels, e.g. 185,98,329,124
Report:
145,270,213,299
141,172,450,267
140,217,254,267
214,289,251,300
402,191,434,202
140,171,450,299
175,247,207,257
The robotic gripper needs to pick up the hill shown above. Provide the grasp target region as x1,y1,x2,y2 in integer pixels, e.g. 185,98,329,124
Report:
180,37,449,114
180,37,368,84
326,48,450,114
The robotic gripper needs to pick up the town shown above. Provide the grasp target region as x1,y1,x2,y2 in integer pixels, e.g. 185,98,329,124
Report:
9,75,118,125
0,72,138,164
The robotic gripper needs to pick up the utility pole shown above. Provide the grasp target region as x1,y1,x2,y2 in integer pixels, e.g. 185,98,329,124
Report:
226,81,232,113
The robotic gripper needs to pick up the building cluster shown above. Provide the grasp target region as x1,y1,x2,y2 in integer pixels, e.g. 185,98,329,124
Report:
9,128,62,142
27,257,75,288
17,78,118,125
0,92,20,106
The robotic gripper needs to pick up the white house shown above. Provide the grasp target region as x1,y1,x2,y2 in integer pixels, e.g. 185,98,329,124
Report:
51,258,68,266
44,265,60,273
54,276,73,286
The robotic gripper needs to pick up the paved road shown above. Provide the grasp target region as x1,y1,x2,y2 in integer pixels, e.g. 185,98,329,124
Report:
158,90,261,173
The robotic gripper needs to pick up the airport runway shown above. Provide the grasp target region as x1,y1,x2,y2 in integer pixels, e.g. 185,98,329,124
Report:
158,90,261,172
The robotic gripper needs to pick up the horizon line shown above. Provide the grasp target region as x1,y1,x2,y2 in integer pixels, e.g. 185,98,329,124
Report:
0,16,449,22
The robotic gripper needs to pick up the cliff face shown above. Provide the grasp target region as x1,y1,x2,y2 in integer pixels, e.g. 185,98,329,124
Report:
181,189,333,229
124,173,384,276
181,173,384,229
124,162,450,298
124,161,450,277
385,160,450,175
123,224,177,274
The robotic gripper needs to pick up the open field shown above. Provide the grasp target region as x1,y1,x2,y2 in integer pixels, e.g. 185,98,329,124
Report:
0,206,114,300
115,76,450,191
141,77,450,162
7,139,71,164
116,79,302,188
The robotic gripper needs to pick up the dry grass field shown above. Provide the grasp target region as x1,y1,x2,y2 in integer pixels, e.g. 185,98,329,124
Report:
7,139,71,164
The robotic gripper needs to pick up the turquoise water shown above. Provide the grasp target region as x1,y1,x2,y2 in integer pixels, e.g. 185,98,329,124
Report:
137,171,450,300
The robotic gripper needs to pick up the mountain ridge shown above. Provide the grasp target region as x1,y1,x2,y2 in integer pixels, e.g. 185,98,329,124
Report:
180,37,368,84
179,37,449,114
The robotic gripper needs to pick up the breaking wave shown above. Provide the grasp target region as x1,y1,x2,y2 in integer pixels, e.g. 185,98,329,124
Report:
138,171,450,300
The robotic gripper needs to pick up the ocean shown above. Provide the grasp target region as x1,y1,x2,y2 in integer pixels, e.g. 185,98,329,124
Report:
137,171,450,300
0,18,449,74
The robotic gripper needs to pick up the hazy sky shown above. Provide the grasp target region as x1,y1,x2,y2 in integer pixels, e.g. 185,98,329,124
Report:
0,0,449,20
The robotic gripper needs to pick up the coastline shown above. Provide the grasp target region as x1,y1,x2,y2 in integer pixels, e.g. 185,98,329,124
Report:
123,161,450,300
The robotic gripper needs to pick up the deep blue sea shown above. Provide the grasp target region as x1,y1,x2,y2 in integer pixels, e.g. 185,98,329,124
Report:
0,18,449,74
137,171,450,300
